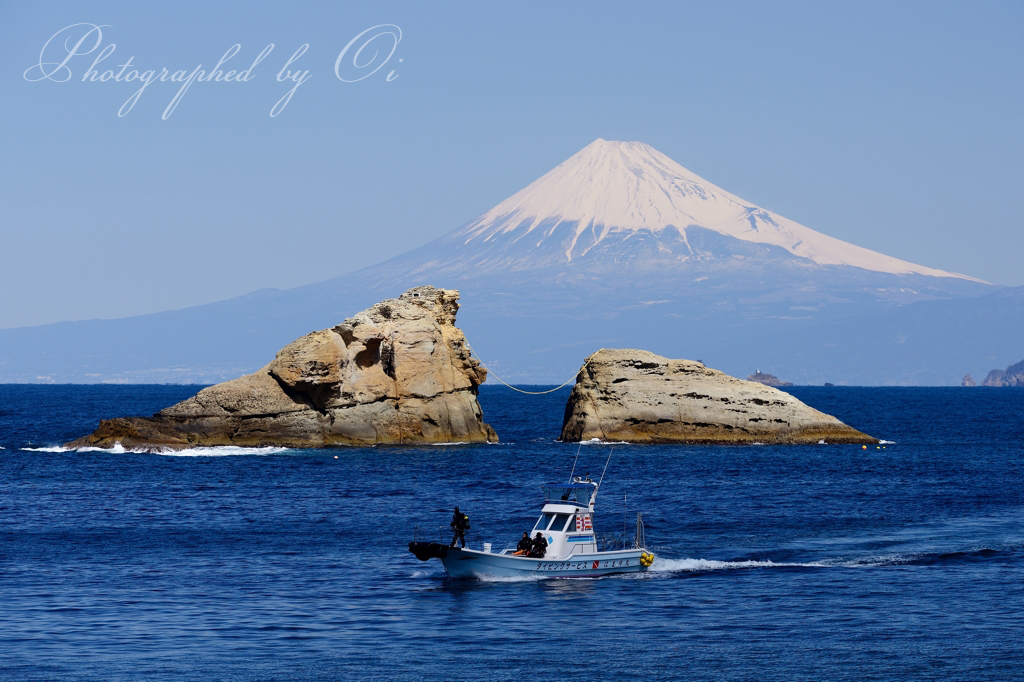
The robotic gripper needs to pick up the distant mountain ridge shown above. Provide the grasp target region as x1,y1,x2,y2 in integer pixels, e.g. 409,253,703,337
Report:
981,358,1024,386
0,139,1017,385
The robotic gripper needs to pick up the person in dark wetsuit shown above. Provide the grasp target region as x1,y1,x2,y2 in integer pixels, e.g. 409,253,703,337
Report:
513,532,531,556
529,532,548,558
449,506,468,548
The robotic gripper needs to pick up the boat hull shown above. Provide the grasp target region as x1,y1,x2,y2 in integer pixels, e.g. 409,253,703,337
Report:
435,547,649,579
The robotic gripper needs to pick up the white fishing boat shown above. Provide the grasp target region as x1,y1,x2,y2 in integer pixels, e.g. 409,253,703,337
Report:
409,474,655,579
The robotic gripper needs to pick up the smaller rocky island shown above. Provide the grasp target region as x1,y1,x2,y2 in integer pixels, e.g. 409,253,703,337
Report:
560,349,876,444
980,359,1024,387
747,370,793,387
67,286,498,450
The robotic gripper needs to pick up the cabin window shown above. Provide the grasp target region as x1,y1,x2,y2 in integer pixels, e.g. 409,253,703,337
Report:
548,513,572,532
533,513,554,532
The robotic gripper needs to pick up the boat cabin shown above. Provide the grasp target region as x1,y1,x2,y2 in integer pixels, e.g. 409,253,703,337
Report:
529,479,599,558
542,481,596,509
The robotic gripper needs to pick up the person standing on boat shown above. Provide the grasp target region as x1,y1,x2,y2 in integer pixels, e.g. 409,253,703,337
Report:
449,506,468,548
530,532,548,558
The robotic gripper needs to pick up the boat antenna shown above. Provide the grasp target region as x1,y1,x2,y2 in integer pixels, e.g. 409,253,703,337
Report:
623,493,627,538
597,448,614,490
568,441,583,482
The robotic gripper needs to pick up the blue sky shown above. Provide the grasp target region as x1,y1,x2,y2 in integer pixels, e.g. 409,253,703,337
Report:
2,1,1022,328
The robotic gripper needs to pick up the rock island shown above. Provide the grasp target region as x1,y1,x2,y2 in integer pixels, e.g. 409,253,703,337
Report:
67,287,498,450
560,349,876,444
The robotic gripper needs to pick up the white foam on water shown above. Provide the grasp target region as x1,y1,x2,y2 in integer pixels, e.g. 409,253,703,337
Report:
825,555,903,568
410,569,445,579
474,572,547,583
879,440,896,444
22,443,292,456
23,444,124,453
156,446,292,457
650,557,825,572
475,559,824,582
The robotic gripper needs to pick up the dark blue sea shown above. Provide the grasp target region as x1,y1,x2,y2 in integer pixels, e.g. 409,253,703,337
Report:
1,384,1023,680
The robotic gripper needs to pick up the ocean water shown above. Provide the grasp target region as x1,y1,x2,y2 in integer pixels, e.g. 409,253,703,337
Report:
1,384,1023,680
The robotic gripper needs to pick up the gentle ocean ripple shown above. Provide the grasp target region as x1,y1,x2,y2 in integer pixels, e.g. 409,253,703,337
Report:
1,385,1023,679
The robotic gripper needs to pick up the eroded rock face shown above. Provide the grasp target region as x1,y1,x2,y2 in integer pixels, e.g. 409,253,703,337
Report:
560,349,876,444
67,287,497,449
981,359,1024,386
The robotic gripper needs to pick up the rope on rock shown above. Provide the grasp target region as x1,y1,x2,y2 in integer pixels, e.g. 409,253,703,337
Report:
465,346,606,395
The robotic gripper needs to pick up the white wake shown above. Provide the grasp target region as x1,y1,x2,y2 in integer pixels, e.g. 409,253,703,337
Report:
651,557,825,572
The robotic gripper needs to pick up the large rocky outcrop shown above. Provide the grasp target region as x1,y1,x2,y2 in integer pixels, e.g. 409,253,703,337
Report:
981,358,1024,386
560,349,876,444
67,287,498,449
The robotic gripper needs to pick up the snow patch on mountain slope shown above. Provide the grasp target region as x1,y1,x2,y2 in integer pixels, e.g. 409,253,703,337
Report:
453,139,977,280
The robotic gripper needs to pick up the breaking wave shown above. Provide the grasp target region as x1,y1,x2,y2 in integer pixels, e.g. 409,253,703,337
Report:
155,446,292,457
23,444,131,453
23,443,292,456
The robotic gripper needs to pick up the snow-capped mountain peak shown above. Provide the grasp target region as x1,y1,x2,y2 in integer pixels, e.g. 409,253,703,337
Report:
452,138,975,280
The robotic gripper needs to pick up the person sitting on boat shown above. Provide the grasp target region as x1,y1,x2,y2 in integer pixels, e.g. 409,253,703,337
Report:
449,506,469,548
529,532,548,558
512,532,532,556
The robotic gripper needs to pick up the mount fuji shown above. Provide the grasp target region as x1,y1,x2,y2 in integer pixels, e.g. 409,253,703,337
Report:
1,139,1018,386
390,138,974,281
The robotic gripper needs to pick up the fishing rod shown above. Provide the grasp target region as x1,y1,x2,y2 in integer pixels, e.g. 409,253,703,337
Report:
598,447,613,489
568,441,583,482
